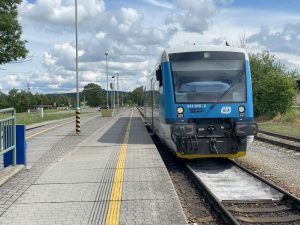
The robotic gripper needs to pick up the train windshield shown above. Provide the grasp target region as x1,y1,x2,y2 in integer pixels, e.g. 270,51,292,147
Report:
169,51,246,103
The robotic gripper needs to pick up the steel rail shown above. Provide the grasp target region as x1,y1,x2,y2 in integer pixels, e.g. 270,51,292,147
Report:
258,130,300,143
230,159,300,210
255,134,300,152
185,158,300,224
185,163,240,225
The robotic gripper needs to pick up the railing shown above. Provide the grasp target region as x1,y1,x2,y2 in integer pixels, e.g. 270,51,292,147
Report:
0,108,16,165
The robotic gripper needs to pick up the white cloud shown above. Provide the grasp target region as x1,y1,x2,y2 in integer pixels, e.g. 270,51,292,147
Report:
145,0,174,9
19,0,105,27
166,0,233,33
3,0,297,94
248,24,300,56
95,32,106,40
244,23,300,70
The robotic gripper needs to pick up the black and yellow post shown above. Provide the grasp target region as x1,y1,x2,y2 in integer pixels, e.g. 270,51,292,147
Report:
76,108,80,134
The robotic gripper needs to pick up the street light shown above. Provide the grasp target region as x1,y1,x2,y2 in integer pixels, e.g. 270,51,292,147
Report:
112,75,116,112
75,0,80,134
116,72,119,110
105,52,109,109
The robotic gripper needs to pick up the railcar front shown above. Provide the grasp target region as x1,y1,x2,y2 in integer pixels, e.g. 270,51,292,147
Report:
155,46,257,159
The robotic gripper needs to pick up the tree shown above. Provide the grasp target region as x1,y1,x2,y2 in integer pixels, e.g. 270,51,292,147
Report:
0,0,28,64
82,83,105,107
131,86,144,106
250,51,297,117
0,91,9,109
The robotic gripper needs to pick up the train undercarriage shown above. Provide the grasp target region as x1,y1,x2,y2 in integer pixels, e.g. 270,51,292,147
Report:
169,118,257,158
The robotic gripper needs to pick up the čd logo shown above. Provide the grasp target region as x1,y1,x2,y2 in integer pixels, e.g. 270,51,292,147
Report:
221,106,231,114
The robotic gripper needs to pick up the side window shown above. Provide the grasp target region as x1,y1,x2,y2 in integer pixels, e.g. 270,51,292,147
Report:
156,65,163,86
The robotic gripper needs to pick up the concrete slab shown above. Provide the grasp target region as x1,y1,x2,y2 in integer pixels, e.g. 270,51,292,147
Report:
188,159,283,201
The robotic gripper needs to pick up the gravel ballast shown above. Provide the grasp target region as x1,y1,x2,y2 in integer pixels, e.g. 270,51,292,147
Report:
235,140,300,198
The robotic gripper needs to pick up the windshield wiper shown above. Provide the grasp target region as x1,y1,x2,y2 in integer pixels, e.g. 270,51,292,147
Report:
208,80,239,112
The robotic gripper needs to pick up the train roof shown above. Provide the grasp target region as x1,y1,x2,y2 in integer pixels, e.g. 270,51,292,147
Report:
162,45,248,62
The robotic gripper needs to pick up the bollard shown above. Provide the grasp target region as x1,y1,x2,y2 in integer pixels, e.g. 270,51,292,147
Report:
76,109,80,133
4,125,27,167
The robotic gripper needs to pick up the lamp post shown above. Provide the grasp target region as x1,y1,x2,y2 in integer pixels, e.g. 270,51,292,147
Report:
112,75,116,113
75,0,80,134
105,52,109,109
121,80,123,108
110,82,113,109
116,72,119,110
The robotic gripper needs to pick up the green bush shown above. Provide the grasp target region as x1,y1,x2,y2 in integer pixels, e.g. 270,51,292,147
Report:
250,51,297,117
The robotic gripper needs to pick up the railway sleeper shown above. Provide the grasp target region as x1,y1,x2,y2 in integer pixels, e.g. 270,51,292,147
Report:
235,214,300,224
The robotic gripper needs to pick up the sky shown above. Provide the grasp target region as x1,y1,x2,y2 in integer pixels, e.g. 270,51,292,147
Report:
0,0,300,93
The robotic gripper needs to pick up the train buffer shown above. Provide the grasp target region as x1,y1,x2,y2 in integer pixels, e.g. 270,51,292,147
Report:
0,109,188,225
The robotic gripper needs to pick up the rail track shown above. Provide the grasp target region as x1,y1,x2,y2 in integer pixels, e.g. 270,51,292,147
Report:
186,159,300,224
256,130,300,152
137,107,300,224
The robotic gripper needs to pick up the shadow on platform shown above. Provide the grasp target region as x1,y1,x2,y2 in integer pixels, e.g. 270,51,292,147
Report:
98,117,153,145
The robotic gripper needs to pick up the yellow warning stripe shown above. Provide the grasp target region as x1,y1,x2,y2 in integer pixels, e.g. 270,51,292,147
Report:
105,110,132,225
176,151,246,159
26,120,73,140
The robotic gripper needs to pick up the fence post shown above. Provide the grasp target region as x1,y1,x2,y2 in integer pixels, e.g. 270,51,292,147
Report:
1,108,17,167
13,108,16,165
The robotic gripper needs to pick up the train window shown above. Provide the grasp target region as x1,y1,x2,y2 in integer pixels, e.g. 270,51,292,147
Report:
169,51,246,103
156,65,162,86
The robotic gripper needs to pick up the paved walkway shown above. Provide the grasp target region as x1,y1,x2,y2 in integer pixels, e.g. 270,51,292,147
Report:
0,109,187,225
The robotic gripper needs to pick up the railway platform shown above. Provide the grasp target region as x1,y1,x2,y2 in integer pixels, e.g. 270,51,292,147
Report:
0,109,187,225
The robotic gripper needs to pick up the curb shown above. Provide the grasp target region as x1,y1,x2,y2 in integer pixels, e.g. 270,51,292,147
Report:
0,165,24,186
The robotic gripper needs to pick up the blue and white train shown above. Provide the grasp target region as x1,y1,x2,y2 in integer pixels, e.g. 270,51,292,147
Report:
144,45,257,159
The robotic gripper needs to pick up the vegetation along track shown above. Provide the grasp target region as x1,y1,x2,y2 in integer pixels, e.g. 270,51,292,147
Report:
256,130,300,152
137,107,300,224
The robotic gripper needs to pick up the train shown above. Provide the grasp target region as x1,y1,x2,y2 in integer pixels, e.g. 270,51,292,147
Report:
144,45,257,159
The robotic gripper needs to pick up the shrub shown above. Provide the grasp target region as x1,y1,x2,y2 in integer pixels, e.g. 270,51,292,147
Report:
250,51,297,117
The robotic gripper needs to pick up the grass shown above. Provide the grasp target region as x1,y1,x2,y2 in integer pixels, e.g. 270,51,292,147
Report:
259,123,300,137
258,108,300,138
16,111,76,125
101,109,113,117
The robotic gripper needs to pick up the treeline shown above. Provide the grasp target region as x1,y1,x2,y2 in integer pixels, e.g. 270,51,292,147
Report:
82,83,143,107
0,84,145,113
0,89,75,112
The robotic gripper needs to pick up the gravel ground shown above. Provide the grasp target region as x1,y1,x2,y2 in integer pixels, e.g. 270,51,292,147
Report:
234,140,300,198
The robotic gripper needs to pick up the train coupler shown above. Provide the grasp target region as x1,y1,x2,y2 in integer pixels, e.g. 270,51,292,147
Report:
207,125,219,154
209,137,218,154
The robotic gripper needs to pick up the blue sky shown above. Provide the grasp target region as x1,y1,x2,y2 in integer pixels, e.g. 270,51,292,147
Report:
233,0,300,12
0,0,300,93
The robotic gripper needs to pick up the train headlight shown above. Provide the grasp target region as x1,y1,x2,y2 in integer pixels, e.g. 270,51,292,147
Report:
238,105,245,113
177,106,184,114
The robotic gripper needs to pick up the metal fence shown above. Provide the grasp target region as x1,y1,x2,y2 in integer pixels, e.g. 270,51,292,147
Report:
0,108,16,165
